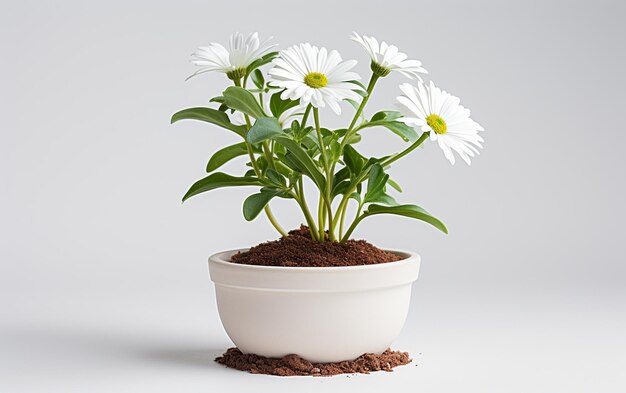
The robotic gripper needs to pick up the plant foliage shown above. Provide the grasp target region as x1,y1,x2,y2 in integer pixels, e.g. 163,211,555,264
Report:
169,34,477,243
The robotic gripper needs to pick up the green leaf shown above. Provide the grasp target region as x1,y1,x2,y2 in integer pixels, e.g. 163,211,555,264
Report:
363,155,392,171
255,156,268,172
171,107,247,138
345,99,367,126
279,153,302,173
364,204,448,234
251,69,265,90
345,99,361,111
348,80,367,91
366,165,386,194
370,111,401,122
206,142,250,172
346,133,362,145
210,95,224,103
334,128,361,144
290,120,300,132
378,121,418,142
244,52,279,80
288,121,313,142
343,145,366,177
334,166,351,184
326,133,342,163
332,180,352,198
364,164,389,201
274,136,326,191
361,111,418,142
182,172,262,202
334,128,349,137
274,161,294,177
364,164,397,205
320,128,333,138
265,168,286,187
347,80,367,97
222,86,266,119
387,177,403,193
372,194,397,206
302,132,320,150
247,117,283,144
350,192,362,203
243,188,281,221
269,91,300,118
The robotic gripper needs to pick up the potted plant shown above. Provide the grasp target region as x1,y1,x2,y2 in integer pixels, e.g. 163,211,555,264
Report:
172,32,484,365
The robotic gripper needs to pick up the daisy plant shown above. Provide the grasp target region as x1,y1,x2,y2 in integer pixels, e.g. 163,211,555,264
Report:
172,32,484,242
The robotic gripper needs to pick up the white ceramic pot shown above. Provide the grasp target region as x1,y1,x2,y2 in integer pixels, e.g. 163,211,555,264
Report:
208,249,420,363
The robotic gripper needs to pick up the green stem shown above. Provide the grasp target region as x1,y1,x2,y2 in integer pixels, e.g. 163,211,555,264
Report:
336,132,431,242
313,108,330,170
332,132,429,242
295,177,319,238
232,77,285,237
313,108,335,241
346,73,379,133
341,213,366,243
329,73,380,234
317,194,325,240
339,198,362,239
264,206,287,237
333,73,379,169
263,141,275,170
339,202,347,239
301,104,312,127
382,131,430,167
245,144,261,175
332,175,363,235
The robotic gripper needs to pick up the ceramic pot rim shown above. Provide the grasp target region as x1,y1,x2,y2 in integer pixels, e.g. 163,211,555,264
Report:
208,249,421,292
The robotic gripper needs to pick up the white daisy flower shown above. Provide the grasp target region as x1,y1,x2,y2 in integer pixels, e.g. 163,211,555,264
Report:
189,32,276,81
350,32,427,80
268,43,363,115
396,81,484,165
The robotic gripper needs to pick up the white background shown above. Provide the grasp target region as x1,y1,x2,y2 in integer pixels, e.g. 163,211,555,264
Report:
1,0,625,391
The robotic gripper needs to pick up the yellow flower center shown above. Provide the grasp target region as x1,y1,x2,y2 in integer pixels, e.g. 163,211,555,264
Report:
426,114,447,134
304,72,328,88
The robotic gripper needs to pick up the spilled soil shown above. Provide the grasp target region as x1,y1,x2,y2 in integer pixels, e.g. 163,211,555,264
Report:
215,347,412,376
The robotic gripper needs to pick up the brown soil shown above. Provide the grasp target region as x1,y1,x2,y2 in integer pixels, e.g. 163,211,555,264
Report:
215,347,412,376
230,226,403,267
